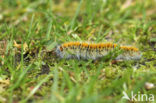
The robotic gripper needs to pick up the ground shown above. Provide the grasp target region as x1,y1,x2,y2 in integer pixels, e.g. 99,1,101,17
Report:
0,0,156,103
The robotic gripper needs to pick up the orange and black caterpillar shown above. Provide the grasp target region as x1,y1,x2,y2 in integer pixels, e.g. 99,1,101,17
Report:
56,42,142,60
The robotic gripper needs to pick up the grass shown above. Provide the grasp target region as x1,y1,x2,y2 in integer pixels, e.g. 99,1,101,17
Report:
0,0,156,103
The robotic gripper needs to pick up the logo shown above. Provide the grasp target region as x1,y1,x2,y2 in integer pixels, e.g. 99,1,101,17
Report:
122,91,155,102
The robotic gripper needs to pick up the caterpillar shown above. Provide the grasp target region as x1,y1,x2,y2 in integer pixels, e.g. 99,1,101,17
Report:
55,42,142,60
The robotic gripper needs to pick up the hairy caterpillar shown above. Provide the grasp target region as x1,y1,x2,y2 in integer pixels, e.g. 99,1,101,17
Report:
55,42,142,60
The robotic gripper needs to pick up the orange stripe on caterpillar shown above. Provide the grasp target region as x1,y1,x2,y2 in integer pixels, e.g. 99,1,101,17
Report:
61,42,117,49
120,46,139,52
56,42,142,60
